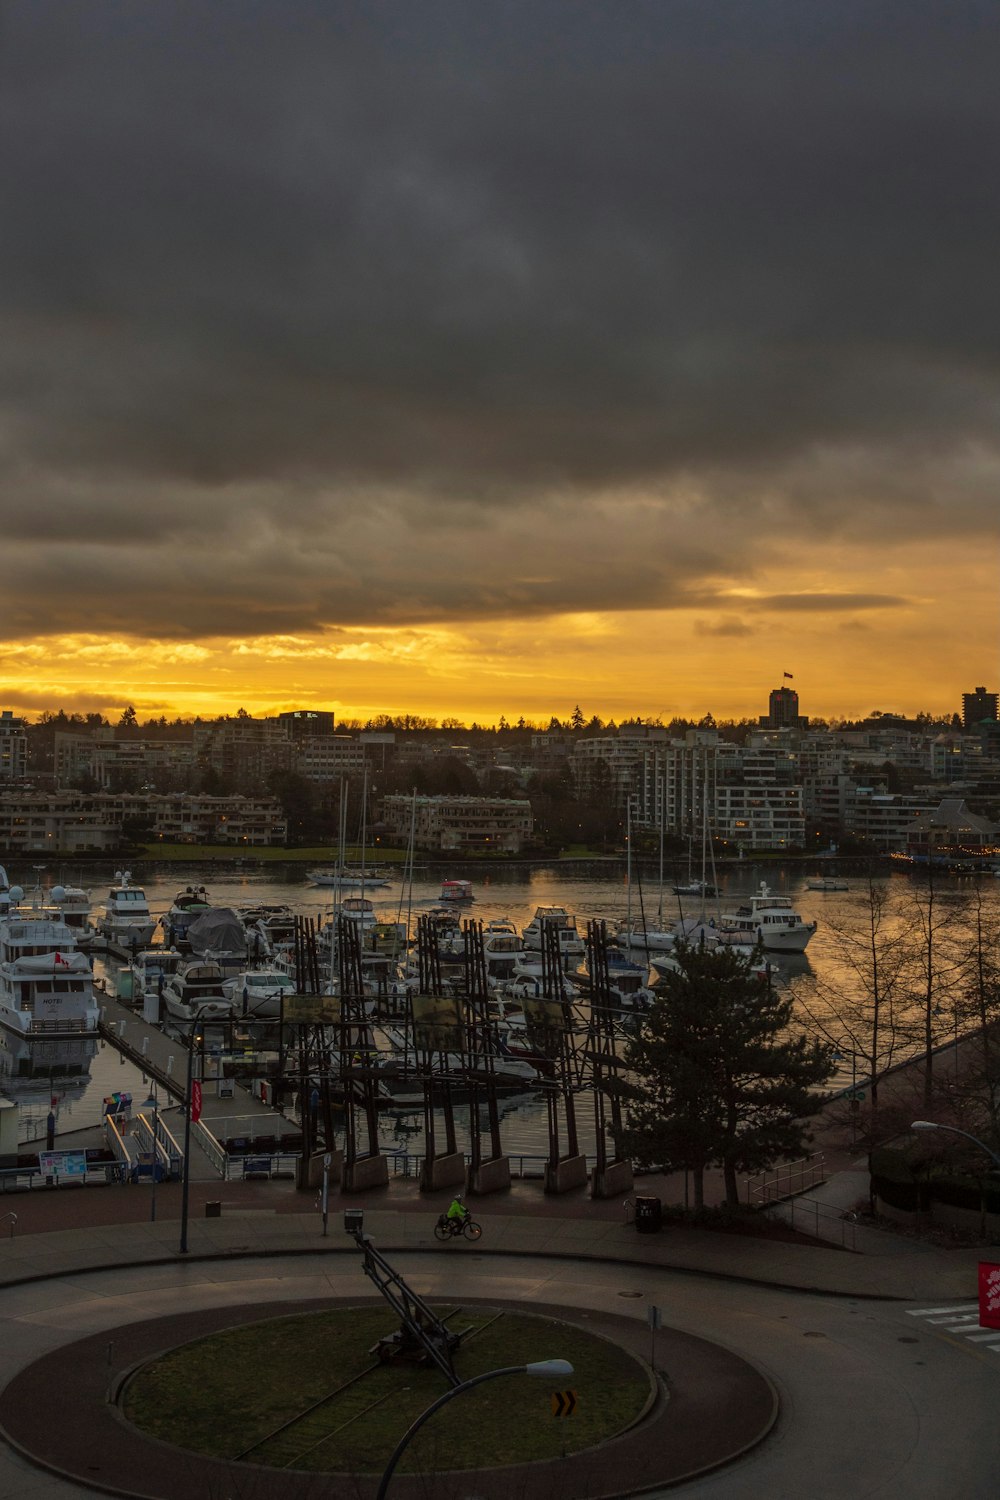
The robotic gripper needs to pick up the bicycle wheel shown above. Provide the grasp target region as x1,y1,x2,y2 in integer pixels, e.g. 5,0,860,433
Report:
433,1222,451,1242
463,1219,483,1241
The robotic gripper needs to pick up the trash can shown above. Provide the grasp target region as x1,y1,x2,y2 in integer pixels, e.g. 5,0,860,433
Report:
204,1201,222,1219
634,1196,662,1234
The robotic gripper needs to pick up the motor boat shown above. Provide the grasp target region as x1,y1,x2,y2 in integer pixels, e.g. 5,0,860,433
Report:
96,871,157,949
161,886,212,950
222,967,298,1019
160,960,236,1022
0,906,100,1038
716,884,817,953
439,879,475,902
521,906,586,960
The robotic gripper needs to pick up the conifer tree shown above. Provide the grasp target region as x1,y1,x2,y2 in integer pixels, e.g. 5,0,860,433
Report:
618,945,833,1209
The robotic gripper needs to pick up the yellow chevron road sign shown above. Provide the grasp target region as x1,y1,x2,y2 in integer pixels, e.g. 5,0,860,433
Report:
551,1389,578,1418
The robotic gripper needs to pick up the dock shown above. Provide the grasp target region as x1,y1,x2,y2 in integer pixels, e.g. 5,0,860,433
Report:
95,994,302,1182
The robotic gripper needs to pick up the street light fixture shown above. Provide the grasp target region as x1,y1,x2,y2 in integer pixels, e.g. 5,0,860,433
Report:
910,1120,1000,1172
179,1004,220,1254
142,1087,159,1222
376,1358,574,1500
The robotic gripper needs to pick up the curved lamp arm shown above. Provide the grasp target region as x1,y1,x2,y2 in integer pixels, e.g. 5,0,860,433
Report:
377,1359,573,1499
911,1120,1000,1172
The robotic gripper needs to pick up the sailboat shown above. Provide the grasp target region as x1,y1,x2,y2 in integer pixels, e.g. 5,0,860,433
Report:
308,768,392,888
613,797,675,955
672,755,720,899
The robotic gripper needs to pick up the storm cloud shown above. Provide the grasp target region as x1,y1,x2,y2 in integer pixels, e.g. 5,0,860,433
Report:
2,1,998,642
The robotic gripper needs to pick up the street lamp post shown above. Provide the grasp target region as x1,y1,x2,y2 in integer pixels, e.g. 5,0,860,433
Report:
911,1120,1000,1171
179,1004,217,1254
142,1087,159,1222
376,1359,574,1500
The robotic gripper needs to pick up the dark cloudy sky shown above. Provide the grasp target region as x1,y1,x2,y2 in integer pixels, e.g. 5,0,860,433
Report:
2,1,997,722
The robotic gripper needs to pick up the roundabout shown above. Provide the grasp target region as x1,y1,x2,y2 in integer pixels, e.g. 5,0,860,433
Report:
0,1235,998,1500
0,1290,775,1498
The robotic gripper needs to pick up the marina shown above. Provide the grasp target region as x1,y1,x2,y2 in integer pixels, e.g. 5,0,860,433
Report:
0,856,995,1183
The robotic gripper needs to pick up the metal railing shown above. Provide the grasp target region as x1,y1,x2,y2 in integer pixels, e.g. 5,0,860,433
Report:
193,1119,227,1177
746,1153,826,1207
134,1111,183,1181
761,1195,859,1251
104,1114,142,1177
382,1151,567,1180
233,1153,299,1181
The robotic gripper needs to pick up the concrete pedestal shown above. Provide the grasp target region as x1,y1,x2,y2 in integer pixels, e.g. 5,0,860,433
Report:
590,1159,634,1198
544,1154,589,1194
420,1150,467,1192
341,1153,390,1192
467,1156,511,1195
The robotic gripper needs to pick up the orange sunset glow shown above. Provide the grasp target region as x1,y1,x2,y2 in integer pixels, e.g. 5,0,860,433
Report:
2,8,997,729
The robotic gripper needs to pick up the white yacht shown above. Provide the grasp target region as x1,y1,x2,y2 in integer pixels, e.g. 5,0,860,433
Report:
160,960,235,1023
521,906,586,959
717,884,817,953
48,883,93,935
222,967,297,1019
0,905,101,1038
130,947,184,1004
96,871,157,948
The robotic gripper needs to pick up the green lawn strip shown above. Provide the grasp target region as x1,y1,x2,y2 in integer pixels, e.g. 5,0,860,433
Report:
122,1307,649,1475
135,844,407,864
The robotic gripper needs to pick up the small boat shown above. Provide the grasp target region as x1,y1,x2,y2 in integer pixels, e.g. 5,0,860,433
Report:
439,879,475,902
805,877,849,892
96,871,157,949
672,879,719,898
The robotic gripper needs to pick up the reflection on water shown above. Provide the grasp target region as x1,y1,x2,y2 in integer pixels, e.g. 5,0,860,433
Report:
5,1032,149,1146
4,858,997,1157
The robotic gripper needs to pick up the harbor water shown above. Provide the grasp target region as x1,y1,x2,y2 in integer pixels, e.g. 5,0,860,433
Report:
7,858,997,1160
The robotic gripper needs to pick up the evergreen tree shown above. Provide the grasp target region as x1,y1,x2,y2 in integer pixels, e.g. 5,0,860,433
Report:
618,945,833,1209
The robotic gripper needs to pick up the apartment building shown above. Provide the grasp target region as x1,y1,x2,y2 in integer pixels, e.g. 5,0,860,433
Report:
378,794,533,852
0,712,28,783
0,791,287,852
54,730,196,789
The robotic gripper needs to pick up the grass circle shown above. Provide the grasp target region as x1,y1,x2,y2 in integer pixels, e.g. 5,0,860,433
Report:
121,1304,652,1475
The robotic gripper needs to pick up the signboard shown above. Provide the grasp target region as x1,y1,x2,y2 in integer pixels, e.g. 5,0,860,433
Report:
190,1079,203,1124
979,1262,1000,1329
38,1150,88,1179
102,1092,132,1117
282,994,342,1025
411,993,464,1053
550,1390,577,1418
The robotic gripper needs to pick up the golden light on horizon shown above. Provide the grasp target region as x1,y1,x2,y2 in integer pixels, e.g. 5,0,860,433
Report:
2,532,995,727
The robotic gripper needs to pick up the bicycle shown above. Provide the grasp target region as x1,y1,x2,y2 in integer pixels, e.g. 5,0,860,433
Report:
434,1213,483,1242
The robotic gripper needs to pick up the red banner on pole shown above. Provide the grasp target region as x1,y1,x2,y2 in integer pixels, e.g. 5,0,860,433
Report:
978,1262,1000,1328
190,1079,202,1124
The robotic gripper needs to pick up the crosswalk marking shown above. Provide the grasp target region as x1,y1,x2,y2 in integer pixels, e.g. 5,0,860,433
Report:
907,1302,1000,1354
908,1303,978,1317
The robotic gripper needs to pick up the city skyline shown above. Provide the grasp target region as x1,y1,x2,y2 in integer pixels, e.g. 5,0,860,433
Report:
2,5,997,726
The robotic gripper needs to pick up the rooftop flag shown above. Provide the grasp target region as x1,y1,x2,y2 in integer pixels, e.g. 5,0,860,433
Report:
783,672,794,679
